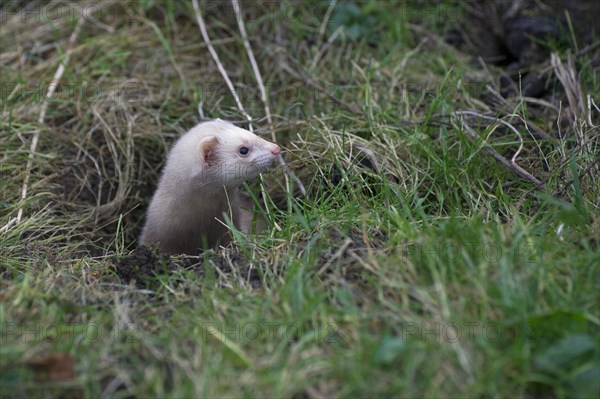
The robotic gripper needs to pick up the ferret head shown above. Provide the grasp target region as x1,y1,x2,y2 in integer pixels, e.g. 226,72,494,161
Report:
196,120,281,188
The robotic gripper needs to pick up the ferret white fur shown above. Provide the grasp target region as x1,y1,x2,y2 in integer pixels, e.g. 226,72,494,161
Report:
139,119,280,254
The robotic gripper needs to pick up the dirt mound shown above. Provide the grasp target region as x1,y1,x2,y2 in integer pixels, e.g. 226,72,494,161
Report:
447,0,599,98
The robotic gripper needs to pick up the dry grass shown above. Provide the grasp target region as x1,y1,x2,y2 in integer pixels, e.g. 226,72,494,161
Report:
1,1,599,398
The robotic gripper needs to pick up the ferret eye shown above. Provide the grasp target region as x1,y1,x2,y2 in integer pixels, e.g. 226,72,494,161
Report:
239,146,249,155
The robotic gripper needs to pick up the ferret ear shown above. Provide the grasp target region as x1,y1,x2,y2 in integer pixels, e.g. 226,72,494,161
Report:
198,136,220,167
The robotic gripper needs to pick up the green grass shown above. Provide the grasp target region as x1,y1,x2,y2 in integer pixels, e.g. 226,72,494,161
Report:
1,1,599,398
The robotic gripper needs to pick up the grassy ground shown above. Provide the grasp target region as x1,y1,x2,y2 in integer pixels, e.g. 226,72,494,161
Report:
1,1,599,398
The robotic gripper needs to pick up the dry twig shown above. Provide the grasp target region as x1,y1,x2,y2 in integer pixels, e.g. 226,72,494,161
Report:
452,111,546,190
11,18,85,228
230,0,305,196
191,0,253,127
551,53,585,125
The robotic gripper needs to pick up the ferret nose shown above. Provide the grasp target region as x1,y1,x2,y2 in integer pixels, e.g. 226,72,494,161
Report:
271,145,281,155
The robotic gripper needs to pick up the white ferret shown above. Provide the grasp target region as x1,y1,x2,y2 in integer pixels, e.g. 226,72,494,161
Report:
139,119,280,254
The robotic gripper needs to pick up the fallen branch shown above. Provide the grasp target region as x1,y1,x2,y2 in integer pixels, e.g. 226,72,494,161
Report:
452,111,546,190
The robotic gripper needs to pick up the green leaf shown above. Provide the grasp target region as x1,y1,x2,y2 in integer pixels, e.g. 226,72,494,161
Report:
374,336,406,365
568,365,600,399
534,334,597,374
524,310,592,347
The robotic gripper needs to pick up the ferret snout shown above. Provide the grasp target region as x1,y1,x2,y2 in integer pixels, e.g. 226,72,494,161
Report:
270,145,281,156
